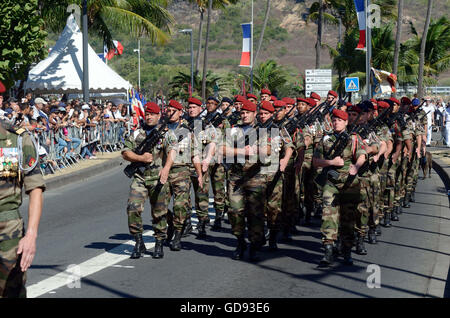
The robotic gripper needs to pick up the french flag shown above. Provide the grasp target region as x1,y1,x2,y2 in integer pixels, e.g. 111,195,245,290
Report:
239,23,252,68
354,0,366,50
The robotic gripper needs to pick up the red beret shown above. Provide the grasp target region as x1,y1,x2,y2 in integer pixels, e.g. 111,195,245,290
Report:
168,99,183,110
188,97,202,106
260,100,275,113
370,98,377,103
345,102,353,107
145,102,160,114
389,97,400,105
306,98,317,107
234,95,246,103
297,97,309,104
347,105,361,113
270,95,277,101
332,108,348,121
377,101,390,109
241,100,257,112
273,100,286,108
0,81,5,94
372,103,378,110
261,88,271,95
328,90,338,98
282,97,296,105
310,92,321,100
247,93,257,100
401,97,412,105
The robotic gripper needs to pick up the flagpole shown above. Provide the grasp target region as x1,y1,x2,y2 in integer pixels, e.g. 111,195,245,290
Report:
365,0,372,99
250,0,254,94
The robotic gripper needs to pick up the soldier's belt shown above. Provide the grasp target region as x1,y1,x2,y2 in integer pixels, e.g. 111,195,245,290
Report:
170,165,189,173
0,209,21,222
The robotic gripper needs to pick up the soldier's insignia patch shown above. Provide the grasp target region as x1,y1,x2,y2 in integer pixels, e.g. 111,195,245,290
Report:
27,156,36,167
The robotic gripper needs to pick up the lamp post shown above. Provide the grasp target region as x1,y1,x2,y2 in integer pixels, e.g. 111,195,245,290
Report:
82,0,89,102
133,39,141,91
179,29,194,96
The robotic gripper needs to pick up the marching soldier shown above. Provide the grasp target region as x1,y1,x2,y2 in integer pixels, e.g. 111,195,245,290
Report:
222,100,271,261
313,109,367,267
0,118,45,298
260,89,272,102
122,102,176,259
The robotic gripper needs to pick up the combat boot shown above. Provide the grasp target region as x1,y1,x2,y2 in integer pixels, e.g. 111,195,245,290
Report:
376,224,382,236
166,221,174,245
268,230,279,252
368,227,377,244
169,230,182,251
342,245,354,266
391,207,399,221
197,219,207,238
248,243,260,262
383,211,392,227
319,244,334,267
280,228,293,243
313,204,323,219
355,233,367,255
403,193,411,208
211,211,223,230
333,236,343,256
130,234,146,259
182,217,193,237
397,203,403,215
152,239,164,259
232,236,247,260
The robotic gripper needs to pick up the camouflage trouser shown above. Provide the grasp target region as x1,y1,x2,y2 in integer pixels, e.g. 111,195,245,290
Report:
412,151,420,189
300,162,315,214
385,159,398,212
378,158,388,216
209,163,227,216
228,171,266,244
394,156,408,206
321,179,362,247
282,160,298,229
190,166,210,222
266,171,283,231
168,166,191,231
369,171,381,226
406,148,418,193
126,177,170,240
313,169,324,208
356,175,370,236
0,218,26,298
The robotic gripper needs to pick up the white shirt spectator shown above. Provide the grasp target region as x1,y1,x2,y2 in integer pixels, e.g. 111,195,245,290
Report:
111,110,123,120
422,103,435,126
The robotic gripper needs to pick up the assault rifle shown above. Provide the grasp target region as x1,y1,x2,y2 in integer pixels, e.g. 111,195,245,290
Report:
203,104,234,128
123,112,175,178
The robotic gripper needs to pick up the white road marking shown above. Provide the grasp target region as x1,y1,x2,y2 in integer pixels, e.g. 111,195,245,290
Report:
27,211,215,298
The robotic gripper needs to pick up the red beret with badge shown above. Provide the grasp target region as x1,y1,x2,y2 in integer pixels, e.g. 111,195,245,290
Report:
145,102,160,114
261,88,271,95
247,93,257,100
234,95,246,103
282,97,296,105
332,108,348,121
347,105,361,113
270,95,277,102
306,98,317,107
328,90,338,98
273,100,286,108
401,97,412,105
377,101,390,109
241,100,257,112
297,97,309,105
260,101,275,113
345,102,353,107
310,92,321,100
389,97,400,105
188,97,202,106
168,99,183,110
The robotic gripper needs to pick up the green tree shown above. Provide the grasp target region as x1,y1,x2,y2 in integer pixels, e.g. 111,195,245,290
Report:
246,59,288,95
0,0,48,90
38,0,173,50
168,70,222,101
418,0,433,97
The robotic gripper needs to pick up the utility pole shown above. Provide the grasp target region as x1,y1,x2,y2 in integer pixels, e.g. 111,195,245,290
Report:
180,29,194,96
365,0,372,99
134,39,141,90
82,0,89,102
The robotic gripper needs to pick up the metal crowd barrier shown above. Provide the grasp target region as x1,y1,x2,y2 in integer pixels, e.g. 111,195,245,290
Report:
34,121,128,176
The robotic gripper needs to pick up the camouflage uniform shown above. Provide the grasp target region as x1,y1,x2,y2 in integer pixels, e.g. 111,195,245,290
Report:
295,126,313,219
313,132,367,247
374,123,392,219
385,120,403,217
123,126,176,240
394,120,413,209
0,126,45,298
310,120,325,219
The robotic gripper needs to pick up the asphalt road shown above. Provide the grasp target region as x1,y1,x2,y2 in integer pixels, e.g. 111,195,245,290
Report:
20,165,450,298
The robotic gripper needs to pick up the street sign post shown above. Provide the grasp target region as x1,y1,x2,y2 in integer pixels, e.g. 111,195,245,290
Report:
345,77,360,92
305,69,332,98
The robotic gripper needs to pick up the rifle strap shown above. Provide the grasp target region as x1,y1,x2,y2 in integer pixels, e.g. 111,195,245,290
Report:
352,134,358,162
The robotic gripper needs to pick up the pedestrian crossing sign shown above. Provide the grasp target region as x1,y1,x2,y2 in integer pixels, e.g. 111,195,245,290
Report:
345,77,360,92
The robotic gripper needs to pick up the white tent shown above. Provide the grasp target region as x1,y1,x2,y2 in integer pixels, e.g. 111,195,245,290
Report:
25,14,132,94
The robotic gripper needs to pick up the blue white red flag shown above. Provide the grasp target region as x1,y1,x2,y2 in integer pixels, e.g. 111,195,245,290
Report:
239,23,252,67
354,0,366,50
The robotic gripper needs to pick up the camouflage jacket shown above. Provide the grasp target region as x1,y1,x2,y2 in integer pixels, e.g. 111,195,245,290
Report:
0,125,46,218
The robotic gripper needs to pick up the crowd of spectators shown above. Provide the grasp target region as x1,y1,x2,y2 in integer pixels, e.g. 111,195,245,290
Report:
0,92,136,174
420,96,450,147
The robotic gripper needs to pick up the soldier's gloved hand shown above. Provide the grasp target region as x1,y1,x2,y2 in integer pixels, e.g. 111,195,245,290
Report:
17,234,37,272
141,152,153,163
332,156,345,167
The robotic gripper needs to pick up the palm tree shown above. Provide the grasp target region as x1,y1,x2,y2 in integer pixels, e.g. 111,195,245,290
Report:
254,0,271,65
169,70,222,101
38,0,173,50
246,59,288,95
418,0,433,98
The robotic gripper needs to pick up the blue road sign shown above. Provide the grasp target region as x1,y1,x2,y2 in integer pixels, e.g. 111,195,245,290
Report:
345,77,360,92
